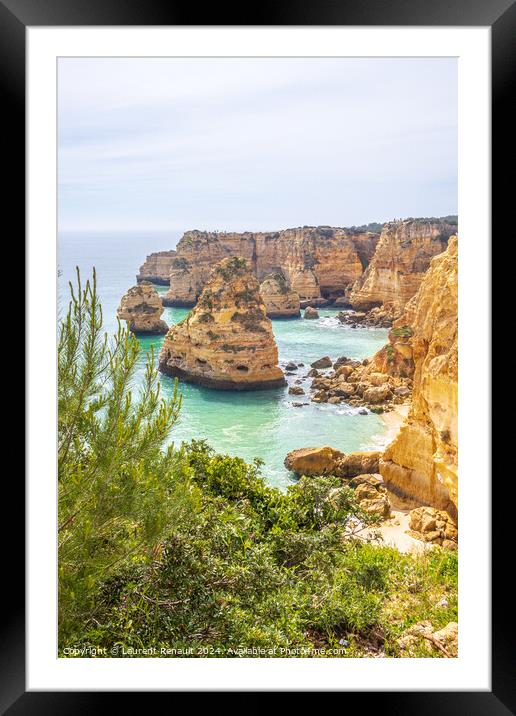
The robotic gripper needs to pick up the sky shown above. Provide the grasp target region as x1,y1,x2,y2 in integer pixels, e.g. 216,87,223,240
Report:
58,57,457,233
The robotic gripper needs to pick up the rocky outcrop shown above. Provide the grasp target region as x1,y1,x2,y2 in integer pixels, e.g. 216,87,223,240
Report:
284,447,381,478
161,226,381,306
304,306,319,320
308,356,412,412
259,273,300,318
158,257,285,390
284,446,346,476
366,319,416,378
136,250,177,285
348,219,456,312
337,305,399,329
349,474,391,518
117,283,168,335
407,506,458,549
380,236,458,516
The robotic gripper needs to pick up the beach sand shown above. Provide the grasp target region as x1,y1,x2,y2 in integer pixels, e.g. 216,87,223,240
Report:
379,402,410,445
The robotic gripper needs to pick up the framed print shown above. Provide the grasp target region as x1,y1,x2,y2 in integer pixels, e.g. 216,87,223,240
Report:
4,0,510,708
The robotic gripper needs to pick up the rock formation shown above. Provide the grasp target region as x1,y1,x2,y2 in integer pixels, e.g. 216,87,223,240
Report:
259,273,300,318
284,448,390,518
348,219,456,312
307,356,412,412
136,250,177,285
337,305,399,328
407,506,458,549
117,283,168,335
304,306,319,319
158,226,381,306
158,257,286,390
348,474,391,518
380,236,458,516
284,447,381,478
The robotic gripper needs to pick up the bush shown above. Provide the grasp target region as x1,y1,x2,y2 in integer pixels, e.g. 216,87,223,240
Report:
58,270,195,643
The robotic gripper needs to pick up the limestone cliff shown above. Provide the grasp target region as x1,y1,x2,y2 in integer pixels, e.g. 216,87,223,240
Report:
136,250,177,285
380,236,458,515
259,273,300,318
348,219,456,312
159,257,286,390
162,226,380,306
117,283,168,335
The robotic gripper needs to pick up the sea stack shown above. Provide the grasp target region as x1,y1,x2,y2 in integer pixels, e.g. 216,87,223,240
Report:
259,273,300,318
117,283,168,335
158,257,286,390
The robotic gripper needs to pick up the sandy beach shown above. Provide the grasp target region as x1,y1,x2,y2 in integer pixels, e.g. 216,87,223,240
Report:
378,402,410,446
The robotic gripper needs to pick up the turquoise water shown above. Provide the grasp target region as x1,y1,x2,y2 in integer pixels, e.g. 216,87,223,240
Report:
59,232,389,488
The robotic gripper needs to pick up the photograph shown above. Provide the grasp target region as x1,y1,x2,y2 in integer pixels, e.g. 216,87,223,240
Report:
56,55,460,660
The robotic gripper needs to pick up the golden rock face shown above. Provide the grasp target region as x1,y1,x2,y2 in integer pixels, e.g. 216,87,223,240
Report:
380,236,458,515
136,250,177,284
117,284,168,335
158,257,286,390
161,227,380,305
349,220,456,312
259,273,300,318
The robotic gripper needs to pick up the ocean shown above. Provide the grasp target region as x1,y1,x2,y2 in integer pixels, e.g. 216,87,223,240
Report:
58,231,390,489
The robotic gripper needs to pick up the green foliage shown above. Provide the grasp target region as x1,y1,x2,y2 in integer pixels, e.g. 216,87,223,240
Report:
215,256,249,281
198,289,214,310
171,257,190,271
58,269,196,643
349,221,385,233
61,433,457,657
231,308,266,333
390,325,413,338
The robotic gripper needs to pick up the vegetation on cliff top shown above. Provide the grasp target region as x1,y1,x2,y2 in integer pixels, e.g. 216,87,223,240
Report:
58,271,457,658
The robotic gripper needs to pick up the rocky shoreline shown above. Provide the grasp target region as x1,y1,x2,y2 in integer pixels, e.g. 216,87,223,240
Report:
158,257,286,391
132,219,458,544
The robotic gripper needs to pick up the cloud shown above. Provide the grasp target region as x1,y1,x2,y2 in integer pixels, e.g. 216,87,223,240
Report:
58,57,457,232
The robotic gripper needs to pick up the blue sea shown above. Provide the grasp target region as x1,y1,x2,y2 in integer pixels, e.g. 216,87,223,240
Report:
58,231,389,488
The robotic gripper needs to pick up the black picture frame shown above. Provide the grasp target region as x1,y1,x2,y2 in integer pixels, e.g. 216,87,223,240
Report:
5,0,508,710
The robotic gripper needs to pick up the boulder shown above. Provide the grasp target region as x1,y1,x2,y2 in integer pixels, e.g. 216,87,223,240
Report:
284,446,345,476
336,451,381,478
304,306,319,320
359,495,391,519
288,386,305,396
349,473,384,489
362,385,392,404
311,356,332,369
